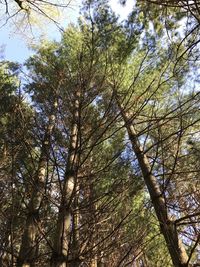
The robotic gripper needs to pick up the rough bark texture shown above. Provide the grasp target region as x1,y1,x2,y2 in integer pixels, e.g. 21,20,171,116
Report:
51,90,80,267
89,178,98,267
117,98,189,267
69,181,80,267
17,115,55,267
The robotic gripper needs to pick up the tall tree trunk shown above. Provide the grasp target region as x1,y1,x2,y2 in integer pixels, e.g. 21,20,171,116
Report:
88,176,98,267
116,97,189,267
51,90,80,267
17,114,56,267
69,181,80,267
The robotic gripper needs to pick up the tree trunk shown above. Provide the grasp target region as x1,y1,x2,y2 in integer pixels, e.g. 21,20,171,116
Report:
51,90,80,267
17,114,56,267
69,181,80,267
116,98,189,267
89,177,98,267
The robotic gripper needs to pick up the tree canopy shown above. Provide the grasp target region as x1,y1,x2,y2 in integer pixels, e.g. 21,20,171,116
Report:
0,1,200,267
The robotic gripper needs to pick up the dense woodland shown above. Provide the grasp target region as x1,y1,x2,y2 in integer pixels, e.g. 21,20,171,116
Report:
0,1,200,266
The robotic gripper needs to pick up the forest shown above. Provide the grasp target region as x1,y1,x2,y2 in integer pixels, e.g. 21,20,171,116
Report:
0,0,200,266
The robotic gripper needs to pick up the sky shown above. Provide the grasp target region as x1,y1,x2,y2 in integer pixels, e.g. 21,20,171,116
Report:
0,0,134,63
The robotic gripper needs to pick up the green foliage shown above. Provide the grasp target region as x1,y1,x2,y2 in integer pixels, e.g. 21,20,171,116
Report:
0,2,200,266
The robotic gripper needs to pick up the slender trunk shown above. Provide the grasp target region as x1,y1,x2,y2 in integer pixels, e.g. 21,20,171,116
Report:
51,90,80,267
116,98,189,267
17,114,55,267
69,180,80,267
89,177,98,267
50,134,77,267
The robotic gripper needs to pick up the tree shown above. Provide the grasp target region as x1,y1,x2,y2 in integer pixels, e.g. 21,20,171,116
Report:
140,0,200,23
0,0,75,34
1,1,200,266
84,2,200,265
0,61,34,266
127,0,200,62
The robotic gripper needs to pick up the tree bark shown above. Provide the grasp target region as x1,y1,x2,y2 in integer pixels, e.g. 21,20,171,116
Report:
68,180,80,267
116,97,189,267
17,114,55,267
51,90,80,267
89,177,98,267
